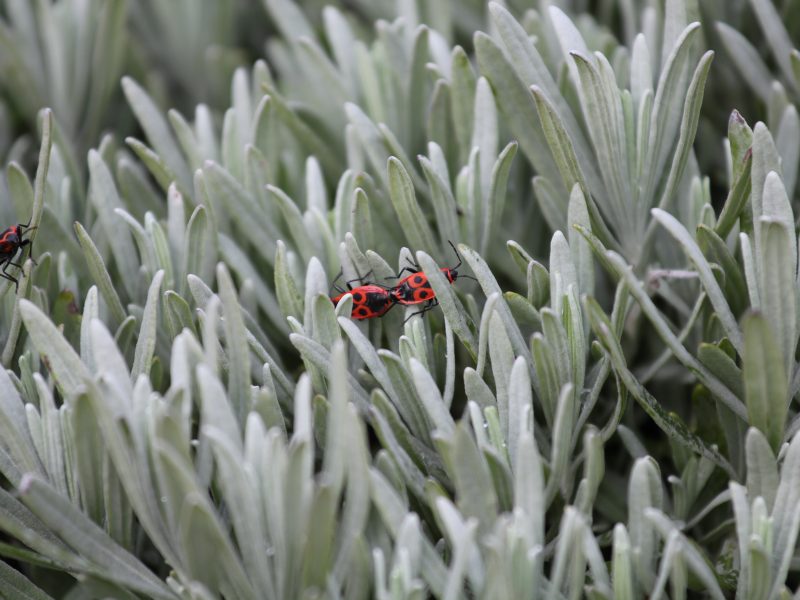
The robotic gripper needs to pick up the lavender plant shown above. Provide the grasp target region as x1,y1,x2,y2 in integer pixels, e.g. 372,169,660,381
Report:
0,1,798,598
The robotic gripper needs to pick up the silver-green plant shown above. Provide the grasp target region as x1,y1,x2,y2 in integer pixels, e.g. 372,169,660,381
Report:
477,2,713,264
130,0,255,109
1,0,800,598
0,0,127,158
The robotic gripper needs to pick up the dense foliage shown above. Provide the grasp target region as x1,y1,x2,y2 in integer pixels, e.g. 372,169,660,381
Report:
0,0,799,598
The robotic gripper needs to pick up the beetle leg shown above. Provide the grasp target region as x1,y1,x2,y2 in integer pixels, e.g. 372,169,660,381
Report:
0,259,19,292
402,298,439,323
387,266,419,280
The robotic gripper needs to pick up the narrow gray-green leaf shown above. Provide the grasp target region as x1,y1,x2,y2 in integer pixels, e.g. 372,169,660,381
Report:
387,157,438,256
74,221,127,327
19,300,91,402
587,297,736,477
266,85,342,177
288,334,369,411
274,241,303,321
88,150,139,298
419,154,459,247
749,0,796,88
652,208,742,352
484,141,517,255
114,208,157,276
531,86,587,199
0,367,44,480
204,425,273,598
514,429,544,547
445,422,498,537
1,262,31,367
601,250,745,419
197,364,241,455
122,77,190,190
776,106,800,199
351,188,374,253
655,51,714,221
311,293,340,350
697,343,743,400
716,23,773,103
743,312,788,452
644,23,701,205
459,244,533,376
184,205,216,288
546,383,576,503
146,214,175,290
261,0,314,40
131,270,164,381
18,475,175,599
745,427,778,510
450,46,476,160
750,123,782,244
267,184,316,264
549,231,577,309
567,184,594,297
164,291,196,335
409,358,454,438
217,263,251,424
757,176,796,375
338,317,398,403
6,162,33,225
715,150,752,239
201,162,276,264
769,431,800,599
612,524,634,599
0,558,55,599
474,32,558,179
90,320,133,407
571,52,633,239
488,311,514,439
415,251,477,358
176,490,255,599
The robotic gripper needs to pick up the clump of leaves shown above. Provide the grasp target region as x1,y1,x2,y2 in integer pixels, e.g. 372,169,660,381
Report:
0,1,800,599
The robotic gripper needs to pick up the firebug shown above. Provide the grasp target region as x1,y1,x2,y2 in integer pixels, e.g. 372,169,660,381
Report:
0,217,36,292
330,272,397,320
389,241,475,320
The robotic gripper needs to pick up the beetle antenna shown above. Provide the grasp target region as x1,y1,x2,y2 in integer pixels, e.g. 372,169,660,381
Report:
447,240,462,270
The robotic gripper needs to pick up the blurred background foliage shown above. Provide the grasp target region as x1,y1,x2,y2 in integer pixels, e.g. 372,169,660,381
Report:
0,0,799,598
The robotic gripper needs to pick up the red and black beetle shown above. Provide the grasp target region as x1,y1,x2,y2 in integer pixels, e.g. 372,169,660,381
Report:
330,272,397,320
389,241,475,320
0,218,36,291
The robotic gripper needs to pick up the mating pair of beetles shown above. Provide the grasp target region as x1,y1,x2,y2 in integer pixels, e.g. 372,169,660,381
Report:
330,242,475,322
